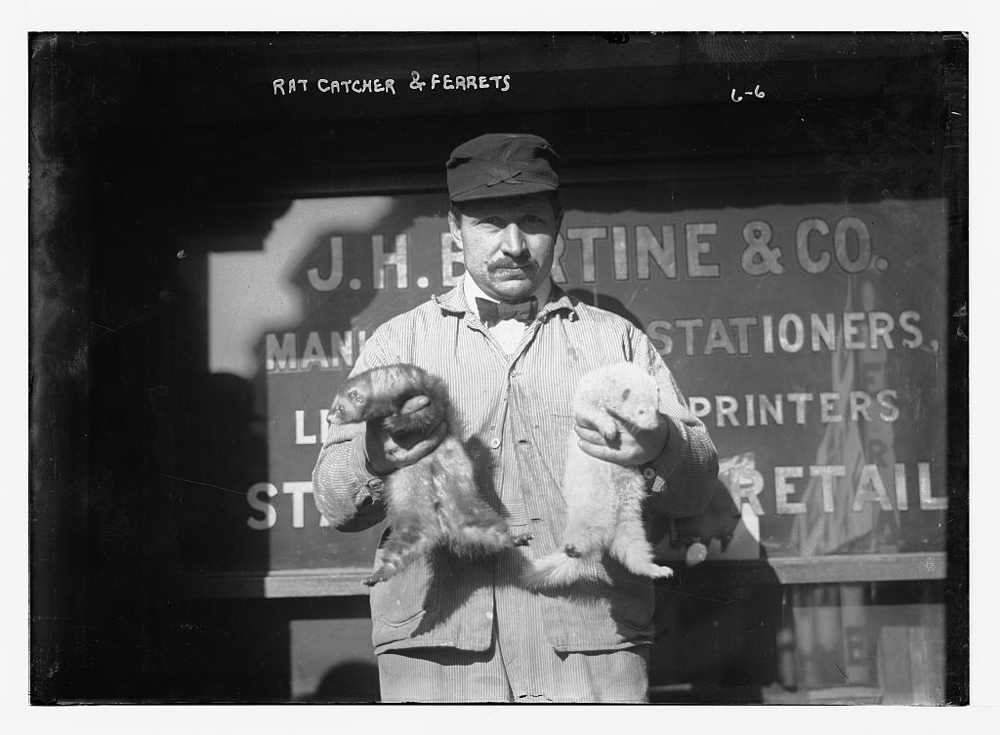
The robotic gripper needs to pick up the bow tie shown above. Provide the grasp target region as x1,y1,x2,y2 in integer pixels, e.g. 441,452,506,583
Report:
475,297,538,325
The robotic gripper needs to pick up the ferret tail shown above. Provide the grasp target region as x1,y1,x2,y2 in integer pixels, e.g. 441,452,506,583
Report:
520,552,589,590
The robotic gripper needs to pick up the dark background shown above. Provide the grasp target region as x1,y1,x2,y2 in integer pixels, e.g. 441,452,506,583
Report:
29,32,968,703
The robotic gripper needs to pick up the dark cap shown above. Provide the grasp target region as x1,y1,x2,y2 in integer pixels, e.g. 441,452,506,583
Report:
446,133,560,203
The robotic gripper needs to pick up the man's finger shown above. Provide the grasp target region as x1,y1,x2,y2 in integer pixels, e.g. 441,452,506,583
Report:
577,438,643,466
573,424,605,445
579,423,621,449
577,414,620,443
577,439,617,462
430,419,449,444
393,420,447,465
400,395,430,414
413,422,447,453
382,436,403,461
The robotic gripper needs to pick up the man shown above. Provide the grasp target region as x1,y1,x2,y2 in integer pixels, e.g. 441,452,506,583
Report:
312,133,718,703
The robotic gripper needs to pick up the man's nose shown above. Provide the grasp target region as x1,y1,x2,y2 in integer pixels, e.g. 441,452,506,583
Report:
499,223,527,255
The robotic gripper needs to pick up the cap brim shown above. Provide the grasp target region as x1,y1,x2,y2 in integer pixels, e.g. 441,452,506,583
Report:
450,180,559,203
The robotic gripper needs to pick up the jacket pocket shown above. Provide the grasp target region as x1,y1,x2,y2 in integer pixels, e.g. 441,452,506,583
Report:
545,563,657,652
370,548,439,631
601,552,656,632
606,577,656,632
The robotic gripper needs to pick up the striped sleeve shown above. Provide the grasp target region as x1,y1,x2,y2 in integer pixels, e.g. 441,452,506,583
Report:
635,330,719,518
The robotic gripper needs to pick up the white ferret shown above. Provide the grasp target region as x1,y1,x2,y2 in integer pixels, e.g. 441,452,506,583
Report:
328,363,532,587
521,362,675,589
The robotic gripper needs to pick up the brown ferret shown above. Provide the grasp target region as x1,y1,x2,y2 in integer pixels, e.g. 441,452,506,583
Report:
521,362,674,589
328,363,532,587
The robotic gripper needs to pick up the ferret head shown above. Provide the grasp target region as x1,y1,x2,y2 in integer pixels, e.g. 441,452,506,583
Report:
327,382,369,425
326,363,445,428
577,362,660,432
611,379,659,432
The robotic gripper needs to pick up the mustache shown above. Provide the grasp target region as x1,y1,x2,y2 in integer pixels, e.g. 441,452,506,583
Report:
489,256,534,270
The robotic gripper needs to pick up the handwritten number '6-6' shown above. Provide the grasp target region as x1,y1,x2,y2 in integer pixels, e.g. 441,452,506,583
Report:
731,84,765,102
410,71,427,91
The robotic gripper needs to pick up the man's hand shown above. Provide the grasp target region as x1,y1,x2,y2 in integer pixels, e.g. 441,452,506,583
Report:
364,395,447,475
574,412,669,467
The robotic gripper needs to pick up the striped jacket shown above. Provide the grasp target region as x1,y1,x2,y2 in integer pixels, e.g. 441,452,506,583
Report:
312,279,718,655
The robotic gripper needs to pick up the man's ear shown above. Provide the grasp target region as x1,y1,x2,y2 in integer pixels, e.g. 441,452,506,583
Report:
447,209,463,247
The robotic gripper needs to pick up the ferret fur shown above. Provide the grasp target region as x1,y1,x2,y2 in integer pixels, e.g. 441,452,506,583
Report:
328,363,531,587
521,362,674,589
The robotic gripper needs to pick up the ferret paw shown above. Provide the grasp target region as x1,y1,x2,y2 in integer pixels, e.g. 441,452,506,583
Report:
564,542,582,558
511,532,533,547
650,565,675,579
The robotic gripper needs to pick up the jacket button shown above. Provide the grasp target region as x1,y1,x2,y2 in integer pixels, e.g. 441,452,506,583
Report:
489,438,501,449
642,467,656,480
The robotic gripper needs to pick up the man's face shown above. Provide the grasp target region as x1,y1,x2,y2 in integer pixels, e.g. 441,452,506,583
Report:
448,193,562,302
